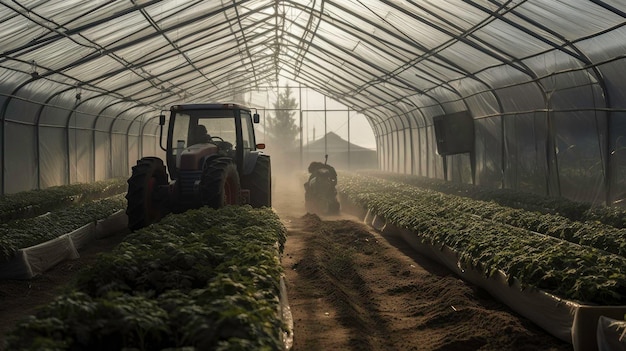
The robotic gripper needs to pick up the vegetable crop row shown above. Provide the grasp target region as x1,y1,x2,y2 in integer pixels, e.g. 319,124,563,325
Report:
0,178,127,223
348,172,626,258
0,195,127,262
5,206,288,351
337,173,626,306
361,170,626,229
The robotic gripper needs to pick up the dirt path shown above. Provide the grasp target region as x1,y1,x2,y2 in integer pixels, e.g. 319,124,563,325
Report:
273,172,571,351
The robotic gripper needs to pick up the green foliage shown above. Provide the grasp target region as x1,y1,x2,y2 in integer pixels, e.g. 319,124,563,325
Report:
362,170,626,227
5,206,288,351
338,173,626,305
0,178,127,222
360,171,626,257
0,195,126,261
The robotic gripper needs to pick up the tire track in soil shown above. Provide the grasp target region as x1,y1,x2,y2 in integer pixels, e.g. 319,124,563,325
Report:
274,172,571,351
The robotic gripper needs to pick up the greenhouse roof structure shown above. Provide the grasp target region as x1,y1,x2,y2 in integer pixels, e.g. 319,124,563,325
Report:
2,1,624,120
1,0,626,205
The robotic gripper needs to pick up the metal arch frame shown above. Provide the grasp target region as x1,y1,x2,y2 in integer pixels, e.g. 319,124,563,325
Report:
282,2,507,183
106,103,151,178
3,0,516,125
0,0,621,203
474,0,614,203
1,0,162,61
222,1,262,89
279,31,409,111
275,41,394,113
281,0,504,147
126,110,155,165
33,83,95,188
335,0,532,94
280,3,459,105
341,0,504,184
131,0,223,91
2,0,204,102
0,76,44,194
139,114,164,157
374,0,613,199
287,0,324,78
4,0,267,103
55,15,276,102
283,9,472,101
5,1,236,76
374,0,552,191
25,20,277,110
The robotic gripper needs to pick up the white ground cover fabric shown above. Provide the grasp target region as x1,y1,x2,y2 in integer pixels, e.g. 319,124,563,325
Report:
0,210,127,279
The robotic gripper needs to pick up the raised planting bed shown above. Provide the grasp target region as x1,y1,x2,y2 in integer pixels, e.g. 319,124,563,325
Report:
0,195,128,279
362,170,626,229
352,172,626,258
0,178,127,223
337,172,626,351
4,205,293,351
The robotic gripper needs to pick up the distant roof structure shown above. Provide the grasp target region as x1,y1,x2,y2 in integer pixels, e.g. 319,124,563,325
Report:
304,132,374,153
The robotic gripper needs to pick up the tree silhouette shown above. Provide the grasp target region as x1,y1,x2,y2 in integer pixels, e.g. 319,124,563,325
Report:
266,86,300,149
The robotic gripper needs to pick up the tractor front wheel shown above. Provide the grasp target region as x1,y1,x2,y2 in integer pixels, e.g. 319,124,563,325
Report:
201,157,240,208
126,157,168,231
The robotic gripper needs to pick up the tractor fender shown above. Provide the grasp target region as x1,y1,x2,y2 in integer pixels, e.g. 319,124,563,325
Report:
242,151,262,176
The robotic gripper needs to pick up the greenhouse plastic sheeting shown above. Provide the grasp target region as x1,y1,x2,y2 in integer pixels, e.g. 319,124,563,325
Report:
0,1,626,207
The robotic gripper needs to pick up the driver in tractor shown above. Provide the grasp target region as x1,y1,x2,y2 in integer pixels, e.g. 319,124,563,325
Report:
306,161,337,185
190,124,211,145
190,124,233,156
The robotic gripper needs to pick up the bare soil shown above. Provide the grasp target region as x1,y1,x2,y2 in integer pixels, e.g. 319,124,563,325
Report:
274,172,571,351
0,171,572,350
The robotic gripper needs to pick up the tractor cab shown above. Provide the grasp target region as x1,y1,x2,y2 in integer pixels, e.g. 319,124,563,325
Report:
165,103,262,180
125,103,271,231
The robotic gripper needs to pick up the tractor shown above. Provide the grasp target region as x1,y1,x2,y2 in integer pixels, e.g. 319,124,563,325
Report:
125,103,271,231
304,155,340,215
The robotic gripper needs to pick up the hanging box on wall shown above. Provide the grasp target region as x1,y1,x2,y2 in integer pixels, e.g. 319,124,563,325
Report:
433,111,474,156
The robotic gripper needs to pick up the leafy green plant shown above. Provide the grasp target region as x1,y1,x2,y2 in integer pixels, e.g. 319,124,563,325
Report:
354,171,626,257
5,206,288,350
338,173,626,305
0,195,126,261
362,170,626,228
0,178,127,223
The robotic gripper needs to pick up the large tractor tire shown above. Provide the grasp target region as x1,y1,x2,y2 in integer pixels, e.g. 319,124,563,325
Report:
126,157,169,231
242,154,271,208
201,157,240,208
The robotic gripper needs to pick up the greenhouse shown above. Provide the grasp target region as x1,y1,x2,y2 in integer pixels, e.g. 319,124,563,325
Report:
1,1,626,350
0,0,623,205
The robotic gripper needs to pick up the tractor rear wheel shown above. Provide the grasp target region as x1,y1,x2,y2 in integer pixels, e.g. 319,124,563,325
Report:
201,157,240,208
242,154,271,207
126,157,168,231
